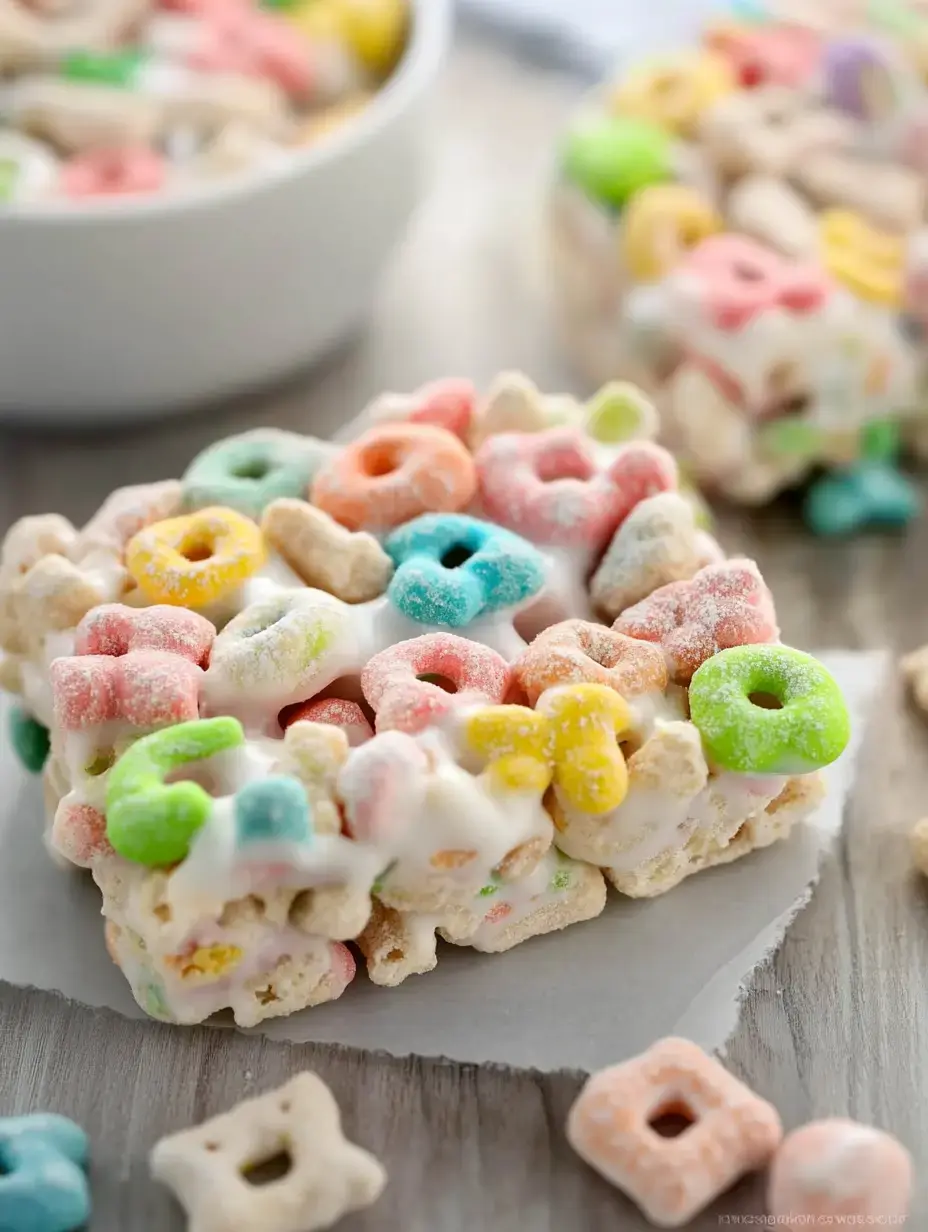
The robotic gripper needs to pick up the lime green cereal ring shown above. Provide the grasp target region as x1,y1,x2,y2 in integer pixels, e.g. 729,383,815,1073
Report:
688,645,850,775
561,115,672,210
106,717,244,866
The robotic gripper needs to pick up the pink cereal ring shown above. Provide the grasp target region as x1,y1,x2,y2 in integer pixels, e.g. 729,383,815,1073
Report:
190,5,313,95
613,558,779,685
513,619,669,706
475,428,677,549
707,22,822,89
74,604,215,666
281,697,373,746
61,147,166,199
407,378,476,440
677,234,831,331
311,423,477,532
50,652,203,732
327,941,357,998
361,633,511,734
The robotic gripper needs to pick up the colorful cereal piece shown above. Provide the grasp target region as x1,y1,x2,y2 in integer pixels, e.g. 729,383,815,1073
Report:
0,1113,91,1232
105,716,244,865
340,728,430,843
538,683,631,815
50,799,113,868
125,506,266,608
150,1073,386,1232
260,498,393,602
803,461,921,537
188,4,315,96
768,1119,912,1229
273,719,350,836
674,234,831,331
74,602,215,664
183,429,335,520
819,210,904,307
591,492,705,620
567,1037,782,1227
822,34,910,122
203,588,356,719
475,428,677,550
561,114,673,210
60,145,166,198
310,422,476,532
463,704,553,795
9,705,49,773
688,644,851,775
609,50,735,137
621,184,723,283
613,559,779,685
282,698,373,746
234,776,312,846
366,377,476,441
584,381,659,444
50,649,204,732
384,513,545,627
706,21,822,89
513,619,668,706
361,633,511,734
73,479,183,562
332,0,409,74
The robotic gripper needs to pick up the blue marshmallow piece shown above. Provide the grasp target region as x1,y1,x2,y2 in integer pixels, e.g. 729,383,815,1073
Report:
0,1113,91,1232
233,777,313,847
385,513,546,628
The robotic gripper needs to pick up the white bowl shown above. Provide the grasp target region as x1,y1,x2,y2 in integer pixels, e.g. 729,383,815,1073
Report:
0,0,451,424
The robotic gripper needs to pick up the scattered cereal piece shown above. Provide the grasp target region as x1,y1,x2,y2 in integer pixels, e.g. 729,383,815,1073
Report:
150,1072,386,1232
261,498,393,603
567,1037,782,1227
0,1112,91,1232
767,1119,912,1230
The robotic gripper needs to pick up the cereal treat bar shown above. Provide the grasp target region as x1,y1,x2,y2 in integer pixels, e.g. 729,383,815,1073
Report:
549,2,928,535
0,0,408,205
0,375,851,1026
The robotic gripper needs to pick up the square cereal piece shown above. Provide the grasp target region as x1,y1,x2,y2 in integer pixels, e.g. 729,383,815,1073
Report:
566,1037,782,1227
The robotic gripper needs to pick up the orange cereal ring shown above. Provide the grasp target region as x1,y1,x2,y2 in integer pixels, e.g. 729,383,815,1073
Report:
513,619,668,706
310,423,476,532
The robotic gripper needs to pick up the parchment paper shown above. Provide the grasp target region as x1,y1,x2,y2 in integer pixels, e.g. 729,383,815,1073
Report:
0,651,880,1072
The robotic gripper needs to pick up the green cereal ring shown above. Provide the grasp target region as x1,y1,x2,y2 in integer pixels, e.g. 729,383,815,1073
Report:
182,429,334,520
8,706,50,773
689,645,850,776
106,717,244,866
561,115,672,210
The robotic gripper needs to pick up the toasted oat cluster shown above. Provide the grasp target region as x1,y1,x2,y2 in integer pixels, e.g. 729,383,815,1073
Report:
1,373,849,1026
549,4,928,531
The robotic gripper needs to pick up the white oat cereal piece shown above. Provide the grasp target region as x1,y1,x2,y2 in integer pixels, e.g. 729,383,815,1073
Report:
356,899,440,986
726,175,819,260
150,1072,386,1232
10,77,162,152
590,492,704,620
794,153,925,234
700,88,854,178
261,499,393,603
470,370,581,445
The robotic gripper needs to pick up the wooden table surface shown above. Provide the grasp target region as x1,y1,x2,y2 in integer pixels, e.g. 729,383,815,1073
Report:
1,35,926,1231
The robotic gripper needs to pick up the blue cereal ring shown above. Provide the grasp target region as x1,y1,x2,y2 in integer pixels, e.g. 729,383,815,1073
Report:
182,428,334,519
234,777,312,847
689,644,851,775
0,1113,90,1232
385,513,546,628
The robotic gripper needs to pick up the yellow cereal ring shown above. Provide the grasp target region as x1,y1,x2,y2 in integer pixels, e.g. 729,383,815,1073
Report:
464,704,552,795
329,0,409,75
125,506,266,608
610,51,735,137
539,683,631,816
820,209,904,307
621,184,723,282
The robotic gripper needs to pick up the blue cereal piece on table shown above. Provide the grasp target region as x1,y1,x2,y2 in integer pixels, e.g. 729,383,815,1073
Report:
384,513,546,628
8,707,49,774
804,462,921,536
0,1113,90,1232
234,777,312,847
182,428,334,519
